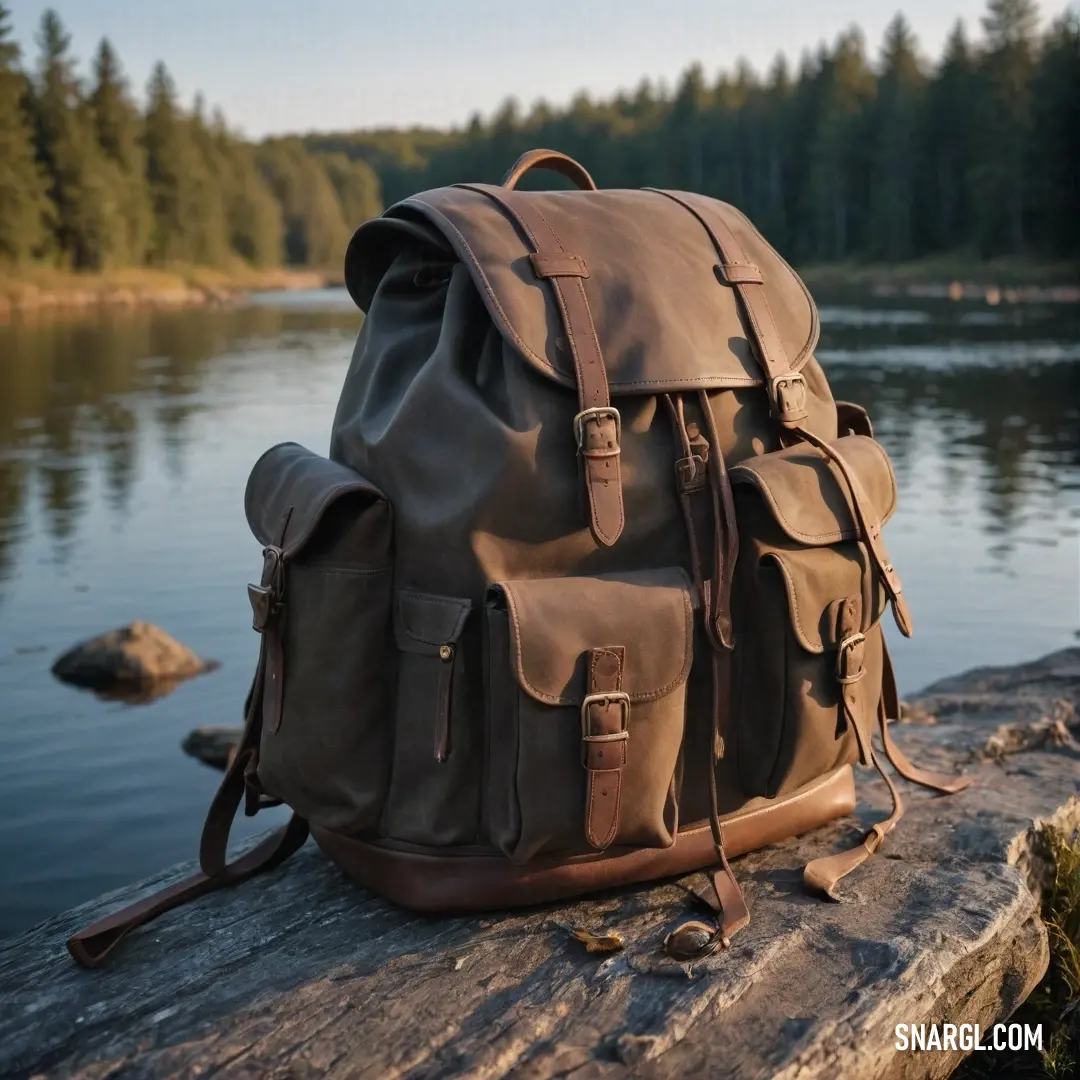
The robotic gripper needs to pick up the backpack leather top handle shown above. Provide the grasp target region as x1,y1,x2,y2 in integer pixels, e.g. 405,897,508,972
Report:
501,149,598,191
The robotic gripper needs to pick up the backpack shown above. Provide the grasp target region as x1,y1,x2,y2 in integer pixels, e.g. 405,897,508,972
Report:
68,149,971,969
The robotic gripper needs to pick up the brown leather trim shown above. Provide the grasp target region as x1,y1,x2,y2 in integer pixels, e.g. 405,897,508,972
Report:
311,765,856,913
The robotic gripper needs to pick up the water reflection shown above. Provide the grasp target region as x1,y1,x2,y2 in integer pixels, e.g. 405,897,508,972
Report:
817,300,1080,556
0,302,363,597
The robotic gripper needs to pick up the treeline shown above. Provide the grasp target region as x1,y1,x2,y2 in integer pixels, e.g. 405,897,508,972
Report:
1,1,1077,274
0,5,382,271
310,0,1080,264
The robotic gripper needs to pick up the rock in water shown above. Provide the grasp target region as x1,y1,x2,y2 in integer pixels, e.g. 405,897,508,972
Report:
182,726,242,771
51,621,215,694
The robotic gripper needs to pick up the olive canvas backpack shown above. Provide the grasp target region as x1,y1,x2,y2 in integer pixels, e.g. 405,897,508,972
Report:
68,149,971,969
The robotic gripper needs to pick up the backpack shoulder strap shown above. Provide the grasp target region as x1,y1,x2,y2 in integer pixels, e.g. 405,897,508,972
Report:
67,647,309,968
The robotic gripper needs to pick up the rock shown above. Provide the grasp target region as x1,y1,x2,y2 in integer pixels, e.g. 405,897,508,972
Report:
51,620,217,696
181,726,242,770
1,648,1078,1079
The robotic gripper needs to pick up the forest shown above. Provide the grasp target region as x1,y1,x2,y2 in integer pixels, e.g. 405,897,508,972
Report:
0,0,1077,276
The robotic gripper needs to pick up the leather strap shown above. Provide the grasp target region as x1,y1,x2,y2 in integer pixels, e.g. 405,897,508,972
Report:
802,634,972,900
803,681,903,900
67,642,310,969
664,634,749,961
456,183,625,548
699,391,738,651
500,149,598,192
252,508,292,733
879,643,973,795
788,425,914,637
644,188,808,428
582,646,628,850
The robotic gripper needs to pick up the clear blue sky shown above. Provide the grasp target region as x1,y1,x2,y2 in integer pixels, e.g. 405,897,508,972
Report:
8,0,1075,139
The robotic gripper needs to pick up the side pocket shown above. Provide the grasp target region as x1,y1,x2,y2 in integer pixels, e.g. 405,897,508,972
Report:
731,434,896,798
244,442,394,832
380,590,482,845
484,567,693,865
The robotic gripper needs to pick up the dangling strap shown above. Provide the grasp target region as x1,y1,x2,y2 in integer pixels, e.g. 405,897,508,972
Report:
803,683,904,899
66,647,309,969
878,642,973,795
803,643,972,899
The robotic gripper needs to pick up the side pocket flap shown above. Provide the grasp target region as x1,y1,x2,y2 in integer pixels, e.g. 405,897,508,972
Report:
395,591,473,655
245,442,390,561
490,567,693,706
762,545,888,654
729,434,897,545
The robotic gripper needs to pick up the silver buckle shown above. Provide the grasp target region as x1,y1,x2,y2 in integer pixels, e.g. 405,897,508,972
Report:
580,691,631,736
573,407,621,455
836,632,867,684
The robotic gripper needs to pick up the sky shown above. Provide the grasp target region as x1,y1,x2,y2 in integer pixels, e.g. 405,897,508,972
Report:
8,0,1077,139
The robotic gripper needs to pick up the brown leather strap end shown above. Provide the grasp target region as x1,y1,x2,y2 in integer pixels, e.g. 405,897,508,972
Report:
710,850,750,938
582,647,628,850
803,833,879,901
66,816,308,969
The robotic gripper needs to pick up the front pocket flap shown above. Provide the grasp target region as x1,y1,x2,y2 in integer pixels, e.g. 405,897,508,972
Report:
763,543,888,653
395,591,473,655
729,434,897,545
245,442,390,560
491,568,693,705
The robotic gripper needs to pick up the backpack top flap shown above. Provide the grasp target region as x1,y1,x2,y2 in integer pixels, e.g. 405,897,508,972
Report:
344,184,819,395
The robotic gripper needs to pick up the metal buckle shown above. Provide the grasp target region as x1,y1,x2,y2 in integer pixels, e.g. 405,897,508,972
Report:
580,691,631,736
836,632,867,684
769,372,808,425
573,406,621,455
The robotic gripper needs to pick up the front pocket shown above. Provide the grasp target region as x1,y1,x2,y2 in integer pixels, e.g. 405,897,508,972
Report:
380,590,482,845
243,442,395,832
484,567,693,864
730,434,897,798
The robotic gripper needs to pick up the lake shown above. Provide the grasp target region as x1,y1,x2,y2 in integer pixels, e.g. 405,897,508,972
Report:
1,287,1077,939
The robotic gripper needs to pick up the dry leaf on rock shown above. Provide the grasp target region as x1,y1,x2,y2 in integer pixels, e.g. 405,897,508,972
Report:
553,921,625,953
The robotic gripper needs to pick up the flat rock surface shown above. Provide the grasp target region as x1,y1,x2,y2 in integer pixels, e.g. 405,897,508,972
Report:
2,649,1078,1080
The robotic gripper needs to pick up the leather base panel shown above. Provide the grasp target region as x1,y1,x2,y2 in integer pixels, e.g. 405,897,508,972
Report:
310,765,856,913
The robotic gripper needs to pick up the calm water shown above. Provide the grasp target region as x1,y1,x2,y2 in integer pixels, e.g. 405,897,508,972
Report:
0,288,1077,938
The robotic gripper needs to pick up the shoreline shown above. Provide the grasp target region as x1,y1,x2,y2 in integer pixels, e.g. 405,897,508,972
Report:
1,256,1077,320
0,265,338,320
798,256,1080,303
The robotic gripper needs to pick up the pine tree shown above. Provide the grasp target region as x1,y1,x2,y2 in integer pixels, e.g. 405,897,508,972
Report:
0,3,48,261
971,0,1041,253
210,111,283,267
88,38,151,264
797,30,877,261
142,61,199,263
257,139,349,266
185,94,232,266
322,152,382,229
28,9,123,268
1027,10,1080,256
866,15,926,260
921,20,977,252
